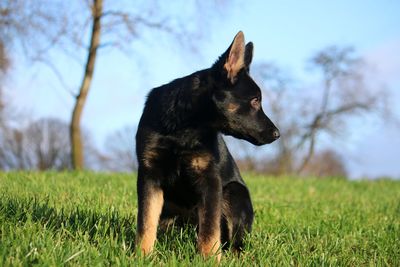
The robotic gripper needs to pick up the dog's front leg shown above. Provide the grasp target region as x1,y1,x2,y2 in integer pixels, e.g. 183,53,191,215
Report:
136,169,164,255
196,172,222,261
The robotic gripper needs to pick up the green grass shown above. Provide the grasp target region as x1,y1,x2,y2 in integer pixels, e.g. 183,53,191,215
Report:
1,172,399,266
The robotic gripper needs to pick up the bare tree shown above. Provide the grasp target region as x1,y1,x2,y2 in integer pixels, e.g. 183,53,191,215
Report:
70,0,103,170
0,20,10,127
1,1,71,169
101,125,137,172
0,118,70,170
227,46,390,177
0,28,12,160
295,46,388,174
0,42,8,74
256,63,298,174
0,117,100,171
0,67,7,129
69,0,230,169
2,0,230,170
24,118,71,170
301,149,347,178
0,0,73,63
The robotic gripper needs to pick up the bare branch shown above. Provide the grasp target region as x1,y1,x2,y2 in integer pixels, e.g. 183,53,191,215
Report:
38,60,77,97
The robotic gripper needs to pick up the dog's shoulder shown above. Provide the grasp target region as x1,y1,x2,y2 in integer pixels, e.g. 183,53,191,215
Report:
140,69,214,133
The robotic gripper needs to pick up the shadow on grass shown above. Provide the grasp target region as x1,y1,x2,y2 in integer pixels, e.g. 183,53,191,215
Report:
0,196,137,250
0,195,201,255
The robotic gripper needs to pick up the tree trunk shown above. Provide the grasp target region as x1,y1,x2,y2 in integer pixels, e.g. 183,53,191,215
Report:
296,133,316,174
70,0,103,170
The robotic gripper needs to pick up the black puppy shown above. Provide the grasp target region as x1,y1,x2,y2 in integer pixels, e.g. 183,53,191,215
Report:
135,31,279,260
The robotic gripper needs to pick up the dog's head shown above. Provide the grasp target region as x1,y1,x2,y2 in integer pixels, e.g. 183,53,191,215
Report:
211,31,280,146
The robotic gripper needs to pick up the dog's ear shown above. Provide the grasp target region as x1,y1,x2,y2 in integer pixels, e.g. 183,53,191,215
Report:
223,31,246,83
244,42,253,69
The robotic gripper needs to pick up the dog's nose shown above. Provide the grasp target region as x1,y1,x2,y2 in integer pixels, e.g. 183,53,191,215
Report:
272,129,280,139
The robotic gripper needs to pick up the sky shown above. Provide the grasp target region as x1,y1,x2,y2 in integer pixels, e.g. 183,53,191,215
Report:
5,0,400,178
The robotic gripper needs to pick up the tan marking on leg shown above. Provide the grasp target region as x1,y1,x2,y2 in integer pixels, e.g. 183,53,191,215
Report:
198,205,222,262
198,231,221,262
137,188,163,255
191,154,211,173
227,103,239,113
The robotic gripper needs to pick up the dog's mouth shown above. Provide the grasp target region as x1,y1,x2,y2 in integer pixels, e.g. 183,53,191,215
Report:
244,135,265,146
246,135,278,146
223,127,280,146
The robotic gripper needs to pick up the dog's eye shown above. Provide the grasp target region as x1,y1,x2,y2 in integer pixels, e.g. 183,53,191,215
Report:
250,97,261,109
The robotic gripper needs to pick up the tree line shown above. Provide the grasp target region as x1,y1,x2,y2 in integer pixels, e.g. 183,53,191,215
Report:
0,1,392,177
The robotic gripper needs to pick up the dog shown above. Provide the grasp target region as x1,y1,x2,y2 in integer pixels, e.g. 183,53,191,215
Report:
135,31,279,261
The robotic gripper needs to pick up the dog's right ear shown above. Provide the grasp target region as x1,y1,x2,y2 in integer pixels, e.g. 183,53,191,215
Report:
213,31,246,83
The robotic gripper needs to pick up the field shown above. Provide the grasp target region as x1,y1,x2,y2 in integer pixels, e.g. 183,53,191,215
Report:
0,172,399,266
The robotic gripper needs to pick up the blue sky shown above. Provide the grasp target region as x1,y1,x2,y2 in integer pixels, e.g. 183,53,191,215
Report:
6,1,400,178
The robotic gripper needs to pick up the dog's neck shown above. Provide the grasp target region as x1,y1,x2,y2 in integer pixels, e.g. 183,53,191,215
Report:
158,69,220,135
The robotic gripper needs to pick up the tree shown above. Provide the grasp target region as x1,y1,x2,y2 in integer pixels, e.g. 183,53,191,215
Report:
301,149,347,178
227,46,390,177
101,125,137,172
0,117,99,171
1,0,229,170
70,0,230,169
295,46,388,174
1,20,10,127
0,0,73,149
24,118,71,170
0,0,72,63
0,41,8,74
0,118,70,170
70,0,102,170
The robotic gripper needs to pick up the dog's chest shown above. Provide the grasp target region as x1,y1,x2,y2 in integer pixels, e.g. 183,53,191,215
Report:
154,147,201,184
141,133,217,204
151,147,202,207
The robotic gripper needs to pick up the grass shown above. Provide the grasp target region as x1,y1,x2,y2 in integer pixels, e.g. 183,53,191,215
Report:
0,171,399,266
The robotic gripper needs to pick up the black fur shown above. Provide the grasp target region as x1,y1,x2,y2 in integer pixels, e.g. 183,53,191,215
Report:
135,31,279,257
